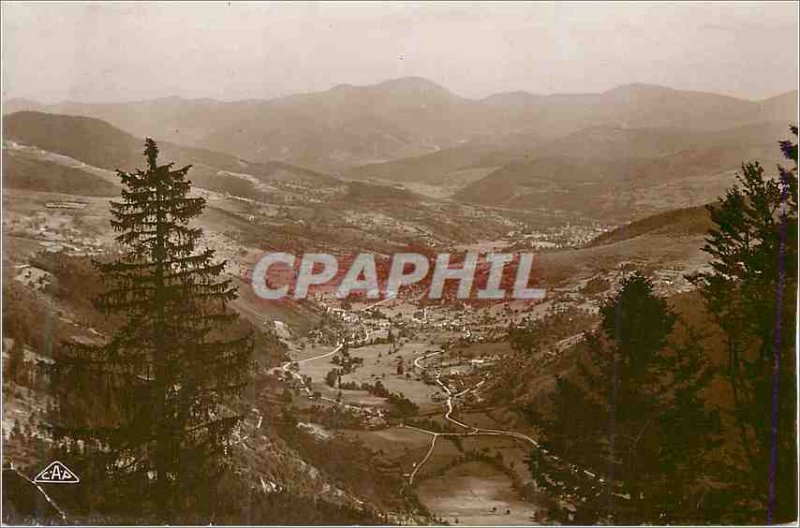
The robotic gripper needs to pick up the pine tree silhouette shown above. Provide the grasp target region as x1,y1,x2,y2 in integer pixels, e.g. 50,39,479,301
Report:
690,126,798,523
528,273,717,524
48,139,253,522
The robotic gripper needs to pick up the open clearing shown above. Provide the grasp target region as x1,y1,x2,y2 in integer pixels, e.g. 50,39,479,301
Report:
416,461,541,525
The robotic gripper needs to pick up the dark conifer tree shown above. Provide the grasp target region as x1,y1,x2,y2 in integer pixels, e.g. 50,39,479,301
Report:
528,273,717,524
690,127,798,523
48,139,253,522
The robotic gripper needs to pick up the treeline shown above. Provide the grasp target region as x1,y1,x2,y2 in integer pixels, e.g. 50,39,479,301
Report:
325,375,420,418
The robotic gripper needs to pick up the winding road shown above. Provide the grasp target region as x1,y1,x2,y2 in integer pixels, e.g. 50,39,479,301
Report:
274,313,601,489
404,351,602,486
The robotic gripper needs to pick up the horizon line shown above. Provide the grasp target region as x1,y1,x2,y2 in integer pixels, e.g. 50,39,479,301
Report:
3,77,797,107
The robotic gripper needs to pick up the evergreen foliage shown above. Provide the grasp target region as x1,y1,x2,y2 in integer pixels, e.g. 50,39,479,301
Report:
527,273,717,523
47,139,253,522
690,126,798,523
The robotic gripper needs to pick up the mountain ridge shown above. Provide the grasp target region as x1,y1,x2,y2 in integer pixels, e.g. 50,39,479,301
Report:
7,79,794,108
5,78,796,171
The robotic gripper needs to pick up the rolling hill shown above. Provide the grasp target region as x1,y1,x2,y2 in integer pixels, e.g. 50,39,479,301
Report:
2,150,119,197
2,109,525,255
586,204,713,247
455,121,795,221
2,111,339,196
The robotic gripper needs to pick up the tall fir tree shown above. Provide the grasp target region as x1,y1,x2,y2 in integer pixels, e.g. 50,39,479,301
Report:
690,126,798,523
528,273,717,524
48,139,253,522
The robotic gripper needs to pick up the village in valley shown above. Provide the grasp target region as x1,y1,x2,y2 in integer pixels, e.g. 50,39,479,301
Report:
3,4,796,521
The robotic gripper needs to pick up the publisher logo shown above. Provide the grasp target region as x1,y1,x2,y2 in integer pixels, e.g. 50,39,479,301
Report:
33,461,80,484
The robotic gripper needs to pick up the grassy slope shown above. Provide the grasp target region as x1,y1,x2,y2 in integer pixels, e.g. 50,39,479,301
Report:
2,151,118,197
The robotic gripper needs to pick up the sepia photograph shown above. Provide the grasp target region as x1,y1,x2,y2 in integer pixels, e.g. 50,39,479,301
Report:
1,1,798,525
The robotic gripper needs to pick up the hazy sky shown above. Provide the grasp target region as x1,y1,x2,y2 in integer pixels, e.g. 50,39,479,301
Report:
2,1,798,103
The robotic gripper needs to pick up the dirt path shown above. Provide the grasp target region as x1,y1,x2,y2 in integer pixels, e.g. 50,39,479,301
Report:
406,350,602,486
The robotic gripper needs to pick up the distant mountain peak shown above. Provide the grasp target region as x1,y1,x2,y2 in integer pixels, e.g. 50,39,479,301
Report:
481,90,540,104
328,77,457,99
758,89,799,103
603,83,678,95
375,76,449,90
602,82,753,102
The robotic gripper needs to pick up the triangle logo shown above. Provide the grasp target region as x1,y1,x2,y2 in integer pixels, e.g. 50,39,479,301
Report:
33,461,80,484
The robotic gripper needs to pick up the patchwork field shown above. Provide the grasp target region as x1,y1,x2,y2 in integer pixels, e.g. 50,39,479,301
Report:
417,461,541,525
